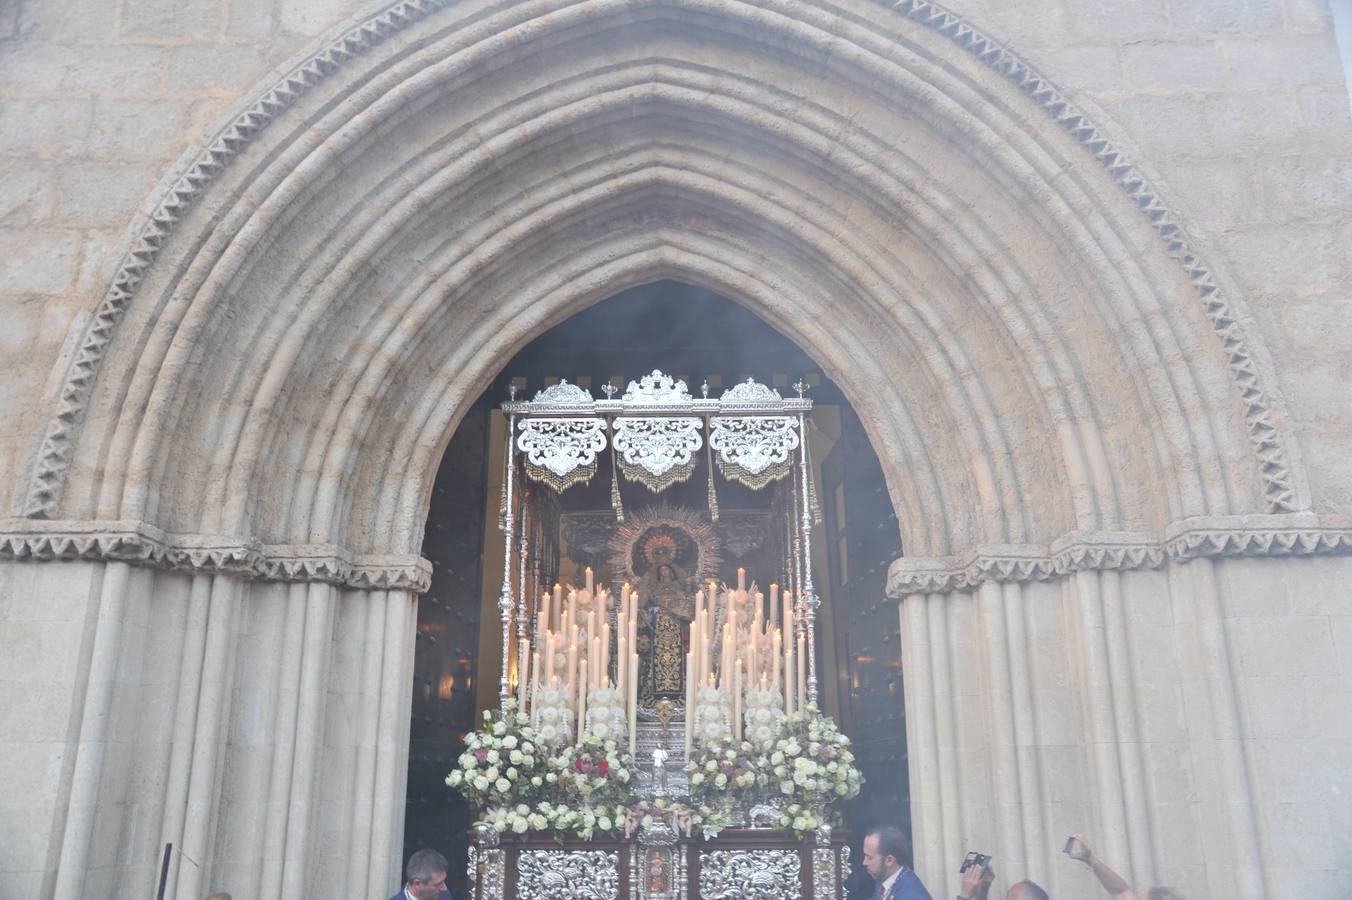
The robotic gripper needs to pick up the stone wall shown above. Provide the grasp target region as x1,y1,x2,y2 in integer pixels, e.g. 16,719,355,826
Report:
2,0,1349,517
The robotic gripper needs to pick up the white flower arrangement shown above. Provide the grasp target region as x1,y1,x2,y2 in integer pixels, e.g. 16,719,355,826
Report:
764,705,863,836
445,701,542,808
553,735,635,803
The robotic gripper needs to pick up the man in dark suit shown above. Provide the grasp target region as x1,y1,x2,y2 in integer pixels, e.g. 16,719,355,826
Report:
862,825,933,900
388,848,452,900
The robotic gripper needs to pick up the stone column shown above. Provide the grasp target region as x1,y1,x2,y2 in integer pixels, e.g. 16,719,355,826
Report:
0,521,429,900
892,516,1352,900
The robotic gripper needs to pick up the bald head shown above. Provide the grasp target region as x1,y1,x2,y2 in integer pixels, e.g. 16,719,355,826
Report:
1005,881,1049,900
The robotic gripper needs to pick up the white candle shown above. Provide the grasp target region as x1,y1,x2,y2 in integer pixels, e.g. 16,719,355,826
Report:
545,631,556,686
748,623,757,685
733,657,742,742
538,595,551,637
529,650,541,716
602,621,611,683
701,632,711,692
628,651,638,750
737,567,745,591
585,566,594,594
567,624,579,701
684,648,694,759
577,658,589,736
783,628,794,716
772,628,782,700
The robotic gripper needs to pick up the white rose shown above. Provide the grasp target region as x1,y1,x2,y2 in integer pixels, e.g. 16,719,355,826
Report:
770,751,784,766
502,735,518,749
485,766,499,781
511,815,528,834
445,771,462,786
473,776,489,791
598,816,612,831
495,778,511,792
493,722,507,736
509,750,524,765
531,776,543,787
506,767,518,780
546,773,558,783
486,749,500,765
780,781,794,795
690,772,705,786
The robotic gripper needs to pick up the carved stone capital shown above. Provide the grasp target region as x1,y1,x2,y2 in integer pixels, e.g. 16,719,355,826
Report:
888,515,1352,597
0,519,432,592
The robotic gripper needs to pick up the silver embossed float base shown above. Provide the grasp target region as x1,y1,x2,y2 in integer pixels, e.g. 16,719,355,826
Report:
517,849,620,900
697,848,801,899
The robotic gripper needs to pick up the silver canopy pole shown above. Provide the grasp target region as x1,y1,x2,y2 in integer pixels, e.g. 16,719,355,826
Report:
794,380,819,707
498,400,518,711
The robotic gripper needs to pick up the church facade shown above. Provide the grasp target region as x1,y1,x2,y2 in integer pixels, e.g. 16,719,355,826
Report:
0,1,1349,899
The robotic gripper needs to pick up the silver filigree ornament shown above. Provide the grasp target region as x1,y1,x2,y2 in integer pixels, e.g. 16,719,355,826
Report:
469,828,504,899
708,416,800,489
698,849,801,900
517,849,620,900
718,377,783,406
611,417,704,492
814,825,837,900
622,370,694,406
814,846,835,900
517,417,607,492
532,379,596,407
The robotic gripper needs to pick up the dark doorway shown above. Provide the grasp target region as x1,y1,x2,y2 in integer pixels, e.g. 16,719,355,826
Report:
404,281,905,898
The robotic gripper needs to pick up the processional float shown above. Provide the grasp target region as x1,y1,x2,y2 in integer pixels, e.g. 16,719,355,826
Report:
450,371,861,899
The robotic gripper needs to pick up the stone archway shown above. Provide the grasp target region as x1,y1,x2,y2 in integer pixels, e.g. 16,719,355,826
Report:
5,2,1338,899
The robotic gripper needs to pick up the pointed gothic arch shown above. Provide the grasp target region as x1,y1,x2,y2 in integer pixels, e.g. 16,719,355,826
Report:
8,2,1332,898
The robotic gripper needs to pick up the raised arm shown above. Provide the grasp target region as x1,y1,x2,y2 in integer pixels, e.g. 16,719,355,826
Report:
1066,834,1139,900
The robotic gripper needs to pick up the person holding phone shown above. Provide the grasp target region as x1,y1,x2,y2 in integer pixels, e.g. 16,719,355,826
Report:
1063,834,1183,900
957,856,1048,900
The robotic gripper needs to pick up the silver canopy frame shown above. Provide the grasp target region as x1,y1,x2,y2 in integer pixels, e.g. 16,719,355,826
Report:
495,371,821,709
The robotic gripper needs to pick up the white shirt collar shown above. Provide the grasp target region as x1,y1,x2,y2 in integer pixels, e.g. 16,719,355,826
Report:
881,866,904,894
404,888,417,900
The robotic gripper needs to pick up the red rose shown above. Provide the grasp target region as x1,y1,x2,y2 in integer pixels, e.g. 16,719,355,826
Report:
598,759,609,776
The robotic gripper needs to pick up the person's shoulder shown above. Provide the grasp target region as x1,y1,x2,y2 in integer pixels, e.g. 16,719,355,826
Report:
893,868,933,900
